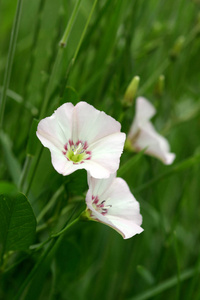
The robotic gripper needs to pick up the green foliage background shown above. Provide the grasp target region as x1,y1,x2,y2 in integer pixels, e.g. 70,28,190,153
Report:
0,0,200,299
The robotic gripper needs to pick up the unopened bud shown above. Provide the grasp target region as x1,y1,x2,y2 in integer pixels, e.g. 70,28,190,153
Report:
122,76,140,107
154,75,165,97
170,36,185,60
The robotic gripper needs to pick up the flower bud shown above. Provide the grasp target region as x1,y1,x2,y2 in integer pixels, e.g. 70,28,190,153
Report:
122,76,140,107
170,36,185,60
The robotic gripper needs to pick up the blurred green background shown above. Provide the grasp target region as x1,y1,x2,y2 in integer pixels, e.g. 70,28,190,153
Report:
0,0,200,299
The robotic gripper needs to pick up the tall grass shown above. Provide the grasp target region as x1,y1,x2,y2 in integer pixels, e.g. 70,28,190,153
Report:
0,0,200,299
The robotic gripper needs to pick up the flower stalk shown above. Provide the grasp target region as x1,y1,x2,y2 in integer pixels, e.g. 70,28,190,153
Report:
59,0,82,47
14,213,82,300
0,0,24,130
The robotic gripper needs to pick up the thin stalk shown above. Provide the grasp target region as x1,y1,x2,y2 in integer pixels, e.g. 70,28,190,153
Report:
0,0,24,130
39,0,82,118
23,0,46,98
20,0,83,193
39,48,63,119
13,238,57,300
128,266,200,300
25,145,43,196
73,0,98,63
59,0,98,98
51,216,80,237
173,232,181,300
134,152,200,193
13,0,46,146
59,0,82,47
22,0,95,195
14,213,81,300
18,155,32,191
37,185,65,223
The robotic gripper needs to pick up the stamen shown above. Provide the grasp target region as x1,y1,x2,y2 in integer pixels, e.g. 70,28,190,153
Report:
91,196,111,216
63,139,92,164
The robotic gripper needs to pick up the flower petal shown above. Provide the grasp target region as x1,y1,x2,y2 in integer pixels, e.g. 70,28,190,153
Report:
50,150,88,175
54,103,74,139
36,103,74,152
129,97,156,137
85,132,126,177
87,173,116,195
134,122,175,164
86,176,143,239
135,97,156,124
72,102,122,144
37,101,126,177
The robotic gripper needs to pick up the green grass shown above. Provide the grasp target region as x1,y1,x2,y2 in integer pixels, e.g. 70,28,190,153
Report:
0,0,200,299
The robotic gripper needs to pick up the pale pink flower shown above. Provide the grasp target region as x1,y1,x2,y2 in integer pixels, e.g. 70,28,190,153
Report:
85,174,143,239
127,97,175,165
36,102,126,178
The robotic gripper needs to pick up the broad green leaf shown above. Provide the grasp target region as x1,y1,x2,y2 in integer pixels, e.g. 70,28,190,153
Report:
0,181,18,194
0,193,36,257
26,118,39,156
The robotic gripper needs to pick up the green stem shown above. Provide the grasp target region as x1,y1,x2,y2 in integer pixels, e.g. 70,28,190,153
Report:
51,215,80,237
18,155,32,192
72,0,98,63
134,152,200,194
59,0,98,98
41,0,82,114
39,48,63,119
0,0,24,130
40,0,83,118
23,0,46,97
14,214,82,300
25,145,43,196
20,1,83,194
13,238,57,300
128,265,200,300
59,0,82,47
37,185,65,223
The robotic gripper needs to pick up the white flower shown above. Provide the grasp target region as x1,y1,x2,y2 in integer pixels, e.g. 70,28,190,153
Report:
127,97,175,165
85,174,143,239
36,102,126,178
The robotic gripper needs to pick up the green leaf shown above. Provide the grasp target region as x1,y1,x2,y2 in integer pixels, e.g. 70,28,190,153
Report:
0,181,18,194
26,118,39,156
0,193,36,260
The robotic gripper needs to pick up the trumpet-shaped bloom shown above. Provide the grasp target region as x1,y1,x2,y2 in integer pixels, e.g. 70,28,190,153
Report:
127,97,175,165
36,102,126,178
85,174,143,239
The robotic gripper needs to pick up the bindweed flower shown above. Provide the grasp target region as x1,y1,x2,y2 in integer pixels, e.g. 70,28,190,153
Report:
36,102,126,178
84,174,143,239
127,97,175,165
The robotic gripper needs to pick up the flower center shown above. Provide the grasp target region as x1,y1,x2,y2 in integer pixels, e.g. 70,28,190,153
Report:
92,195,112,216
63,140,91,164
